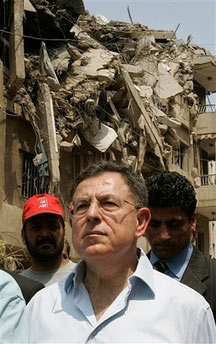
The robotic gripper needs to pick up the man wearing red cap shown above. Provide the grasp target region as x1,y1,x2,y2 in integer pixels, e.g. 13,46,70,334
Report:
20,194,75,286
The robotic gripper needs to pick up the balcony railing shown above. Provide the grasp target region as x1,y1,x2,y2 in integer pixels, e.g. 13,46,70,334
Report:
200,174,216,186
198,104,216,113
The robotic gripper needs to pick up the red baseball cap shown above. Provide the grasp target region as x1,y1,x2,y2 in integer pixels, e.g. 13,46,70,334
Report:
22,194,64,224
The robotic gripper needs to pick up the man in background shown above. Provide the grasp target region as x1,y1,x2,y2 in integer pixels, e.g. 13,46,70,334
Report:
145,171,216,321
20,193,75,286
27,161,215,343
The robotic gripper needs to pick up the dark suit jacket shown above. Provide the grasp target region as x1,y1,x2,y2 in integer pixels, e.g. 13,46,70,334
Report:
0,267,44,304
181,246,216,321
148,246,216,321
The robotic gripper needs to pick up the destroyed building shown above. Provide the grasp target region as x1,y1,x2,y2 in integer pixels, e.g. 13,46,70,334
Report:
0,0,216,263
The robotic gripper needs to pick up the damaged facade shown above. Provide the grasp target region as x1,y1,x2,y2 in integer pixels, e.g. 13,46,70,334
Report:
0,0,216,262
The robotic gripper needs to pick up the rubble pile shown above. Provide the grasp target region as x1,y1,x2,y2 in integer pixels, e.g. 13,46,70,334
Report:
4,0,214,178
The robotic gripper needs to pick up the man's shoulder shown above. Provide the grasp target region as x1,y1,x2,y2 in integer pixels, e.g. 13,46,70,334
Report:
54,261,76,277
1,267,44,303
19,267,32,277
153,268,209,305
8,269,43,286
141,253,200,301
62,260,76,269
10,270,44,290
27,278,66,308
0,269,23,298
190,246,216,267
0,269,15,288
43,261,75,285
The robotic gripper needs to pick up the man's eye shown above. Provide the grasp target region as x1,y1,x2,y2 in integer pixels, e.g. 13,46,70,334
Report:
30,225,40,232
167,221,183,228
49,223,60,230
76,203,89,212
101,200,119,209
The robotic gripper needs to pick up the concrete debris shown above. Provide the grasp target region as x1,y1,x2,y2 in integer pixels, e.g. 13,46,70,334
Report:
51,45,71,74
72,47,118,82
2,0,216,175
138,85,153,99
39,42,60,84
60,135,81,152
150,104,181,128
82,119,118,152
154,63,183,99
122,64,144,78
93,14,110,25
24,0,36,12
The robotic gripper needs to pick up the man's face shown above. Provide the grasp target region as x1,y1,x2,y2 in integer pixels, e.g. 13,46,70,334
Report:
145,207,195,259
71,172,150,260
22,214,65,262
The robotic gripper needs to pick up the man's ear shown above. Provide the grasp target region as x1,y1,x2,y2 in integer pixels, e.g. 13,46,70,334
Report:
69,205,74,229
135,207,151,239
191,213,197,228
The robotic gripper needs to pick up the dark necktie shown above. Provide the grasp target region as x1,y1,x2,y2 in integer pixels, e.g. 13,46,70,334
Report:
153,260,168,273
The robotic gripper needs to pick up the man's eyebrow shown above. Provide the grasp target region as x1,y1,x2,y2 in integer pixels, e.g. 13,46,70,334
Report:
74,194,116,201
73,197,90,203
98,194,117,199
28,220,40,224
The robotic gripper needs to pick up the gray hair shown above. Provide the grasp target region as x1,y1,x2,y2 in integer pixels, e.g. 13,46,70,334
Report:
71,160,148,208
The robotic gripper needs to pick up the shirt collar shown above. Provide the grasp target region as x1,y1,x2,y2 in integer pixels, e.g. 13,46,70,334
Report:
64,248,156,297
53,250,156,313
64,260,86,293
150,243,193,279
130,248,155,295
52,261,86,313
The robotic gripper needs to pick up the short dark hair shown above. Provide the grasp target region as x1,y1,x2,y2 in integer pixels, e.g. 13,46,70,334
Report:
146,171,197,220
71,160,148,208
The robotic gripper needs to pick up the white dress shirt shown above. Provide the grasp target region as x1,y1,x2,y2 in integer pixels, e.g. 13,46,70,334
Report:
27,249,216,343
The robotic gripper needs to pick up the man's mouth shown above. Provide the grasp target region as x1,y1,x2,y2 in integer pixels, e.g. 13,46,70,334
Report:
37,240,55,248
156,243,171,247
83,231,106,238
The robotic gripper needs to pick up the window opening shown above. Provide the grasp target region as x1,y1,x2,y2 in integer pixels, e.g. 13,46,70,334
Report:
172,144,185,169
22,152,48,198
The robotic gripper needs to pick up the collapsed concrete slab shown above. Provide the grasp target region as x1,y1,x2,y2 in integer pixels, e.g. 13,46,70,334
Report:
2,2,215,178
155,63,184,99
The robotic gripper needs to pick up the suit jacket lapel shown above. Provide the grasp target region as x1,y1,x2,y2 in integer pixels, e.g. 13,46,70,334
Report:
181,246,208,295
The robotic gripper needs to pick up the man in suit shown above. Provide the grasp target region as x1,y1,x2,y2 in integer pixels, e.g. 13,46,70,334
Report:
0,266,44,304
145,171,216,321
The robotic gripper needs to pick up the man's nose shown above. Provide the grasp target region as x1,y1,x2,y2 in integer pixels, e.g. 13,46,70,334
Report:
86,201,101,222
39,225,52,236
160,224,171,240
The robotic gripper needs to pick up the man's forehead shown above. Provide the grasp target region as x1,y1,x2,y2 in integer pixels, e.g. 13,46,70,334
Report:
27,213,61,223
150,206,188,219
73,172,128,197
